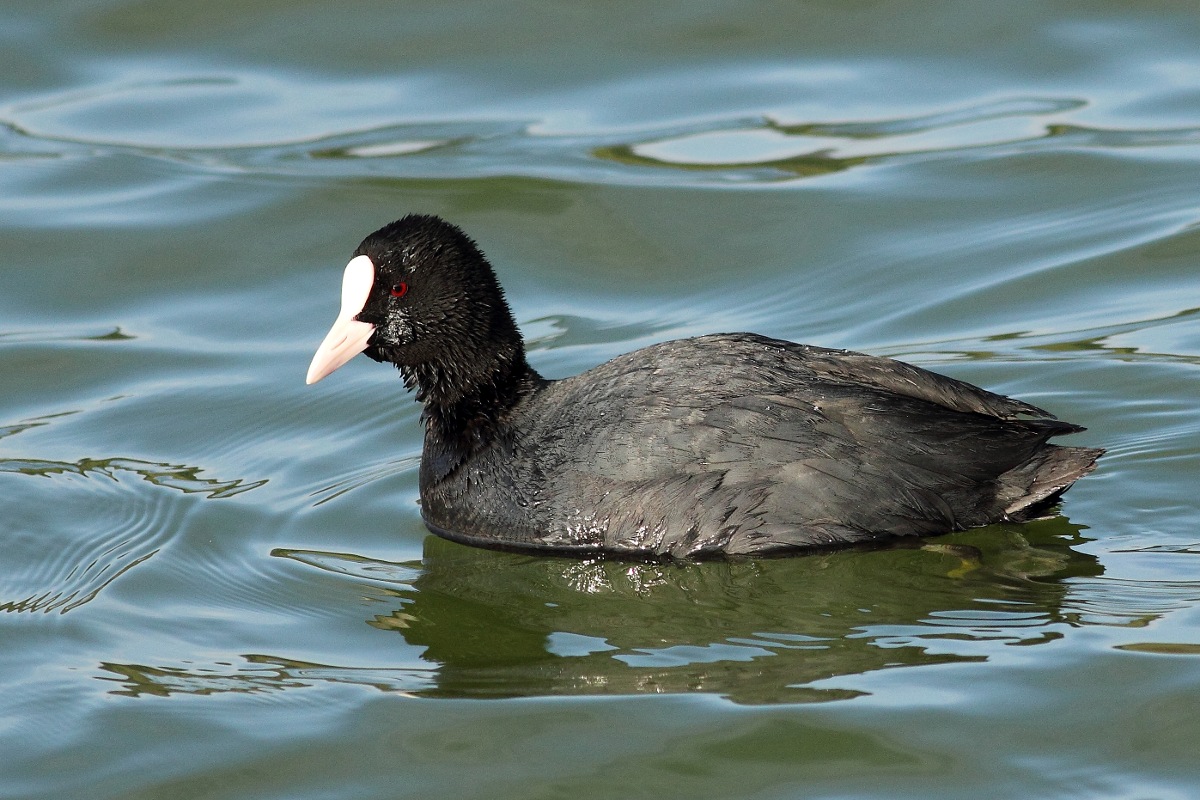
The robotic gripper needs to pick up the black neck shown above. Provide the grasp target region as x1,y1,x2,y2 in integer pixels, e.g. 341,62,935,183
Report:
403,349,544,447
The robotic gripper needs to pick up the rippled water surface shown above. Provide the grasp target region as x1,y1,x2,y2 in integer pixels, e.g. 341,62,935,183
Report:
3,2,1200,798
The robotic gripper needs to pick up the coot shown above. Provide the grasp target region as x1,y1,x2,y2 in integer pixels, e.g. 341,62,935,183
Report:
306,214,1102,558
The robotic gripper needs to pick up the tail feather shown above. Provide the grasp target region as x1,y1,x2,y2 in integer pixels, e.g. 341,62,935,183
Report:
1000,445,1104,520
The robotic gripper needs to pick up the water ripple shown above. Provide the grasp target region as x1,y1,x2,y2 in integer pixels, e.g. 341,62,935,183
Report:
97,655,437,698
1064,577,1200,627
0,325,134,345
308,455,419,508
272,548,422,588
0,456,267,499
602,117,1200,182
5,72,1200,188
0,464,180,614
0,420,267,614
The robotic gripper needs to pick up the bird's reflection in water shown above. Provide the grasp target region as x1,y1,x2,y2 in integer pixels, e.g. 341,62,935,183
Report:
368,516,1102,703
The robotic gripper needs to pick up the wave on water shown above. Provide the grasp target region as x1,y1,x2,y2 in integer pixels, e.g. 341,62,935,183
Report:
5,70,1200,190
0,416,266,615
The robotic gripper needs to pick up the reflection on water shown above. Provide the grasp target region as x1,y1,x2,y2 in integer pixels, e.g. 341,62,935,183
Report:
11,68,1199,191
369,522,1101,703
0,455,266,498
100,519,1101,704
592,96,1200,181
99,655,437,698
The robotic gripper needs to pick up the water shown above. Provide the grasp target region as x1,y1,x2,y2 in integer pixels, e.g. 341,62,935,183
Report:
2,2,1199,797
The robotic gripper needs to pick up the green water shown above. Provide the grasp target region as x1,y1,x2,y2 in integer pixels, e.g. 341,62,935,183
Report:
3,2,1199,798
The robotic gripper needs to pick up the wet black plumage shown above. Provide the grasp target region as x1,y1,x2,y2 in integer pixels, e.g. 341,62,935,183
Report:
308,214,1103,558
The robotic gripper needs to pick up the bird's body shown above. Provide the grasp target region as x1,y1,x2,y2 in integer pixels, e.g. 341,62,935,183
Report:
307,215,1102,558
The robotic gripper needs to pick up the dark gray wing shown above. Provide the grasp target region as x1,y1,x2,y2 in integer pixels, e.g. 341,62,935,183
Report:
744,334,1054,419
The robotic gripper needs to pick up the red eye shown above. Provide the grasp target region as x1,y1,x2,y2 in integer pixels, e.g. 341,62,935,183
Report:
390,282,409,298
